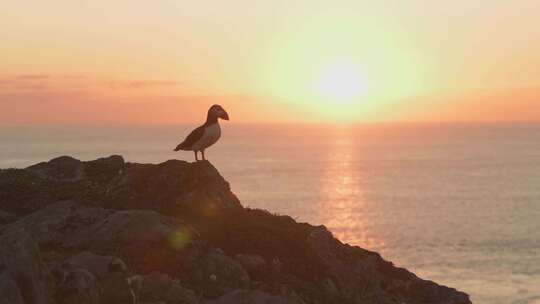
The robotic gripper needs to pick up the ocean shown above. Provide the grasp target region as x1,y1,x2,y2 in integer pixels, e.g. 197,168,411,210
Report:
1,123,539,304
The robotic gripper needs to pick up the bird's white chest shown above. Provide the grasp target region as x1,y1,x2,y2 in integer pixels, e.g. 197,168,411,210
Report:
193,123,221,150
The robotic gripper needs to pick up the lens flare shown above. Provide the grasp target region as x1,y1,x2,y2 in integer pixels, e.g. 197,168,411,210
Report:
169,229,192,250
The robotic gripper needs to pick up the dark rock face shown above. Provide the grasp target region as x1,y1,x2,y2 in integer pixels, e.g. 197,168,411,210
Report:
64,209,191,249
0,229,54,304
189,249,250,298
61,251,128,280
53,268,100,304
0,155,240,216
307,227,471,303
235,254,267,281
1,201,111,246
51,251,137,304
203,289,297,304
0,210,17,226
136,272,199,304
27,156,86,182
103,160,240,213
0,271,25,304
0,156,471,304
64,209,199,274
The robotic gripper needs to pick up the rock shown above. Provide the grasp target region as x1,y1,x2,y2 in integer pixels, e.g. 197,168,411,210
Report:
52,252,135,304
62,251,128,280
0,168,69,215
0,156,472,304
65,209,195,248
25,155,125,183
104,160,241,212
68,209,190,244
0,272,25,304
64,210,198,273
1,200,112,246
306,226,471,304
53,268,100,304
0,228,54,304
101,272,137,304
0,210,17,226
27,156,85,182
320,277,339,298
307,226,369,299
83,155,125,183
202,289,298,304
0,156,239,216
136,272,199,304
235,254,267,280
189,249,250,298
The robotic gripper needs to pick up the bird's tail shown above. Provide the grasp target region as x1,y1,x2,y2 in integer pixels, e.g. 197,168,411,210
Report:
173,142,186,151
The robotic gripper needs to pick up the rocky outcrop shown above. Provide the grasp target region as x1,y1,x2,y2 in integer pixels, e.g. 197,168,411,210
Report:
64,209,199,275
0,155,240,216
60,252,128,280
0,271,26,304
0,210,17,226
0,156,471,304
203,289,298,304
135,272,199,304
0,201,111,246
0,229,54,304
189,249,250,298
53,267,101,304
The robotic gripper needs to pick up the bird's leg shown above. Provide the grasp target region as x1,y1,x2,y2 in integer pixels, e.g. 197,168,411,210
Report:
202,150,206,161
194,151,199,162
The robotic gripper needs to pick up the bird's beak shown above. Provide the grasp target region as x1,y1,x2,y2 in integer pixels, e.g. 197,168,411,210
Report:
221,111,229,121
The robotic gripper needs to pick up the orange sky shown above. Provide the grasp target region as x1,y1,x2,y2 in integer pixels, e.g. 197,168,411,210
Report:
1,1,539,124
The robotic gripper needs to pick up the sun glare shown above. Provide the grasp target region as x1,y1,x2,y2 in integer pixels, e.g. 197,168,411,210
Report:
260,17,425,121
315,62,368,102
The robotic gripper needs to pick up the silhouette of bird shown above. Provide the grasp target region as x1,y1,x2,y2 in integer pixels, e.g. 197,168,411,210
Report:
174,104,229,161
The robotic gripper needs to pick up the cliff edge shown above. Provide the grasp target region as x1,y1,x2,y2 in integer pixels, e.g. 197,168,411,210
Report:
0,155,471,304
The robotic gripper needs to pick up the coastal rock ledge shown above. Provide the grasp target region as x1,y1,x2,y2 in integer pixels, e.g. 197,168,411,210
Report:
0,155,471,304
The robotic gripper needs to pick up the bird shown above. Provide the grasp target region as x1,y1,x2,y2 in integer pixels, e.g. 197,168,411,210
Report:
174,104,229,161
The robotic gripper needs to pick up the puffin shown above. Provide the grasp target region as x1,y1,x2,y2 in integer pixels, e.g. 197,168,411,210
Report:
174,104,229,161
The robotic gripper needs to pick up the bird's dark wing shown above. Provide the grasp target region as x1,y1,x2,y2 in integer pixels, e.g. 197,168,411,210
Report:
174,125,205,151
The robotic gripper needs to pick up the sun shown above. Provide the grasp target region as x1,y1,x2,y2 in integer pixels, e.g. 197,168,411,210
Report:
315,62,368,103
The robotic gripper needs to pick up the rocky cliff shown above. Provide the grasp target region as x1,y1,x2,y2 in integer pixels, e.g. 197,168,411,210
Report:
0,155,471,304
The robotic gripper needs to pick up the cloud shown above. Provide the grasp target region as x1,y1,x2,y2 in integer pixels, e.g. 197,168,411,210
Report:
0,89,300,125
0,81,47,91
1,74,185,92
107,80,183,90
60,74,87,79
0,75,52,91
16,74,50,80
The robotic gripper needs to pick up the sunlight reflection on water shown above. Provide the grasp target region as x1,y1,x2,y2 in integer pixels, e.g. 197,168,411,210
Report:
316,129,384,250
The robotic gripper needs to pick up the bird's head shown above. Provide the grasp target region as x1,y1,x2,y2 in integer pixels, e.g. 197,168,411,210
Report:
208,104,229,121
